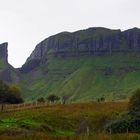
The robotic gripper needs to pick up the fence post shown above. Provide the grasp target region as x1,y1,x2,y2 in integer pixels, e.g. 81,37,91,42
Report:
18,104,20,110
87,127,89,136
1,104,4,112
109,128,112,134
127,128,128,134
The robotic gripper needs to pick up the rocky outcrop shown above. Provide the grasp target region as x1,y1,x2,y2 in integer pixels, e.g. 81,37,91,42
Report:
0,42,20,83
0,42,8,62
27,39,49,62
21,27,140,73
20,59,40,73
20,39,49,73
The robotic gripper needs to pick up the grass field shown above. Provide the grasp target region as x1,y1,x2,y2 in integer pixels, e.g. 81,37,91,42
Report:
0,101,130,139
20,54,140,101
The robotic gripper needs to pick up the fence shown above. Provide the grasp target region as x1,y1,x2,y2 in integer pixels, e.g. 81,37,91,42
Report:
0,101,54,112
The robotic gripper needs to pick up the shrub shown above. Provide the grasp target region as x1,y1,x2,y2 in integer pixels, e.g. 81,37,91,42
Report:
37,97,46,103
97,97,105,102
0,81,23,106
128,88,140,112
105,89,140,134
47,95,60,103
104,112,140,133
62,94,71,104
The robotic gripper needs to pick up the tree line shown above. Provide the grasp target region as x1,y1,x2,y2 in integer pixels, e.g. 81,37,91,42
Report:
0,80,71,106
37,94,71,104
0,81,23,111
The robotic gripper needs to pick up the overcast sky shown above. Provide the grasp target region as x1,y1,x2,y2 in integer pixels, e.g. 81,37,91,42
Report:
0,0,140,68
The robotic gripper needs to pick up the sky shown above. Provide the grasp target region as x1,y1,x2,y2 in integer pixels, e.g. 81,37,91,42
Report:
0,0,140,68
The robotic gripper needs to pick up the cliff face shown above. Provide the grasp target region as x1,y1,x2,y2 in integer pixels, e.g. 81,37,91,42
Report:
0,42,19,83
20,39,49,73
27,39,49,62
21,27,140,73
123,28,140,51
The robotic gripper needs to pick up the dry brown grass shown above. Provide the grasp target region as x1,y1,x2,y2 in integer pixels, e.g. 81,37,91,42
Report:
0,101,129,140
0,133,140,140
0,101,128,113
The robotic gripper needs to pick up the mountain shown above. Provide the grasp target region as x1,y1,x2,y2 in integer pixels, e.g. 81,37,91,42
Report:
18,27,140,101
0,42,19,83
21,27,140,73
2,27,140,102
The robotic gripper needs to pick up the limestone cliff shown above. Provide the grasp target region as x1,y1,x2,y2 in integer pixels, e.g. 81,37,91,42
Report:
21,27,140,73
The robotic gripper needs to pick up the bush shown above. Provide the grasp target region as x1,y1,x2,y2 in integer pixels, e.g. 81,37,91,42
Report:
128,88,140,112
37,97,46,103
62,94,71,104
97,97,105,102
0,81,23,105
8,84,23,104
47,95,60,103
105,89,140,134
104,112,140,133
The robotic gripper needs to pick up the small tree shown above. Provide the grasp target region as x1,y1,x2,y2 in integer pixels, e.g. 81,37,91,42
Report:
8,84,23,104
97,97,105,102
37,97,45,103
62,94,71,104
47,95,60,103
128,89,140,112
0,81,9,111
0,81,23,111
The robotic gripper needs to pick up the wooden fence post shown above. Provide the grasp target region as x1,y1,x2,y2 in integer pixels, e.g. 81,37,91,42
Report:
87,127,89,136
18,104,20,110
109,128,112,134
127,128,128,134
1,104,4,112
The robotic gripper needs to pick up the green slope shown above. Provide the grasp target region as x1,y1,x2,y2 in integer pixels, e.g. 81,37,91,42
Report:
21,53,140,101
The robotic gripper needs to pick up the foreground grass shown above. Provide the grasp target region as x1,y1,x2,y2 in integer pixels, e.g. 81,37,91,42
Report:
1,101,140,139
0,133,140,140
0,102,128,137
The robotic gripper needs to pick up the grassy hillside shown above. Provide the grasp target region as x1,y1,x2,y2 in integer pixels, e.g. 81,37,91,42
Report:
21,53,140,101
